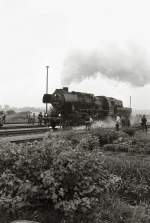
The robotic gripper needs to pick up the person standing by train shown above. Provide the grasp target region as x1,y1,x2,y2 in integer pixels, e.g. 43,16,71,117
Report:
44,113,48,125
31,113,36,125
38,112,43,126
121,116,125,128
85,115,93,131
58,113,62,128
2,112,6,124
141,114,147,133
27,112,31,124
116,114,121,131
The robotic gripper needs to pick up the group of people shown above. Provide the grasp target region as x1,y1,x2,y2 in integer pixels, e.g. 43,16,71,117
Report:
115,114,148,133
115,114,131,131
27,112,36,125
85,114,131,131
27,111,149,133
27,112,47,126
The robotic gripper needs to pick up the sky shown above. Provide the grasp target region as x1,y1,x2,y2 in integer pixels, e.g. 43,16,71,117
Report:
0,0,150,109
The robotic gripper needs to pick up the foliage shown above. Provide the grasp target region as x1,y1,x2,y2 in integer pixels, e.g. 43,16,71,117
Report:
90,128,125,145
0,128,150,222
60,130,87,148
123,128,136,137
103,156,150,205
6,110,16,115
6,111,29,123
103,143,129,152
0,135,118,223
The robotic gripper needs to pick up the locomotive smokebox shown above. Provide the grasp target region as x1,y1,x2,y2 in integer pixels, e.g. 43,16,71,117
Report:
43,94,52,103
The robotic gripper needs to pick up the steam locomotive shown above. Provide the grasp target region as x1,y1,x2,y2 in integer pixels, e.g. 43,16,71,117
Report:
43,87,131,126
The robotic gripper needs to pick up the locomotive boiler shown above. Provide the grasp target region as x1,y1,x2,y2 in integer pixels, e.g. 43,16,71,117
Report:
43,87,131,126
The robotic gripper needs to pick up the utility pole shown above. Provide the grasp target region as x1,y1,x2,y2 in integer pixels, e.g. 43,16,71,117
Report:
130,96,132,108
46,65,49,114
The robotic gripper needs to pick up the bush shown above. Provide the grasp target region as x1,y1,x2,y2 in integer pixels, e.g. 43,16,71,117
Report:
0,129,150,222
6,110,16,115
103,156,150,205
0,136,120,223
103,143,129,152
123,128,136,137
91,128,125,146
6,111,28,123
60,130,86,148
75,134,99,151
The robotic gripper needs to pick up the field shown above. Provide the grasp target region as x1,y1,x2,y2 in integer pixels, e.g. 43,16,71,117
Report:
1,127,150,222
5,111,29,123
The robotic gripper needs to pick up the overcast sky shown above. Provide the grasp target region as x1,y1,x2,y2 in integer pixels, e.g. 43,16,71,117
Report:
0,0,150,109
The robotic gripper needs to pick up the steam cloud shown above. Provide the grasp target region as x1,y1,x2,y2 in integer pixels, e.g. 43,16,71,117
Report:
61,43,150,86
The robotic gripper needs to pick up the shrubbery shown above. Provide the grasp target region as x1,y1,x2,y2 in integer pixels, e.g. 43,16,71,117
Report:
103,143,129,152
103,156,150,205
0,128,150,222
123,127,136,137
0,133,121,223
90,128,120,145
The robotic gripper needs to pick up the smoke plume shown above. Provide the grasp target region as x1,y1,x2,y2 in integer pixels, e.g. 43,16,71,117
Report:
61,43,150,86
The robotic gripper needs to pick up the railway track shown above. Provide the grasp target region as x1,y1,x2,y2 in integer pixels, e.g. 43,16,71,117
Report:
0,124,46,130
0,122,149,144
0,125,51,144
0,126,49,137
7,135,45,144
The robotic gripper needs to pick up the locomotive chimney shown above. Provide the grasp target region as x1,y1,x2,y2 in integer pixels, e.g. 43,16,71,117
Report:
63,87,69,92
